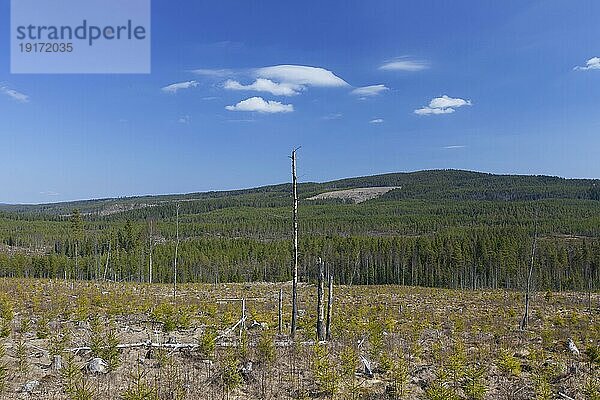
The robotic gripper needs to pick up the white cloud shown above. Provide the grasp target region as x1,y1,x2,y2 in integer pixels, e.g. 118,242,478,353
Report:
161,80,199,94
224,78,302,96
379,58,429,72
1,86,29,103
191,68,234,77
225,97,294,113
255,65,348,87
414,107,455,115
443,145,466,149
574,57,600,71
370,118,384,124
429,95,471,109
414,95,471,115
351,84,389,97
178,115,191,124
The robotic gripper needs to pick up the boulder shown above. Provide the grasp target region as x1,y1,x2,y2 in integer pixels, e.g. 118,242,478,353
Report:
87,357,109,374
22,380,39,393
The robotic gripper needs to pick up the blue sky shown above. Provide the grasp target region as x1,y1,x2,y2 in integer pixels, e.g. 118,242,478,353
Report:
1,0,600,203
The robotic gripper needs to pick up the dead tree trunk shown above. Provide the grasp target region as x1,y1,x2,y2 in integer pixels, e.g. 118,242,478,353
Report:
173,203,180,299
520,216,538,331
74,241,78,282
240,298,246,339
148,219,154,284
290,148,299,338
325,268,333,341
278,288,283,335
103,241,111,281
316,258,325,341
587,263,593,314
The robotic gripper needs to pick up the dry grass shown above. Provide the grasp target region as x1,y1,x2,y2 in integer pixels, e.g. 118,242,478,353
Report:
0,278,597,399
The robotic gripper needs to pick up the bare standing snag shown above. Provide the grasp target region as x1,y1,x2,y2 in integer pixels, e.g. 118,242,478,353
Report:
290,147,300,339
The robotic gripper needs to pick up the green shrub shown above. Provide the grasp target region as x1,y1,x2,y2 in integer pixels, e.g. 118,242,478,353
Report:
256,330,275,366
496,350,521,376
36,316,50,339
0,294,13,338
150,303,194,333
585,345,600,366
534,374,552,400
462,366,486,400
89,317,120,372
387,352,410,399
121,365,158,400
15,333,28,374
49,330,71,357
312,343,340,396
583,377,600,400
425,380,460,400
197,328,217,360
220,351,243,397
0,342,8,394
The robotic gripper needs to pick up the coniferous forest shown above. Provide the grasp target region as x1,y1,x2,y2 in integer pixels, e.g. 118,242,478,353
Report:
1,169,599,292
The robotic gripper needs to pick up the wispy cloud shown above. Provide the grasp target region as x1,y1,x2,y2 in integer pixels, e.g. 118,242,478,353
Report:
442,145,466,149
351,84,389,97
178,115,191,124
369,118,384,124
322,113,343,120
1,85,29,103
225,96,294,113
191,68,234,77
255,65,348,87
379,57,429,72
415,107,455,115
415,95,471,116
161,80,199,94
39,191,60,196
224,78,302,96
574,57,600,71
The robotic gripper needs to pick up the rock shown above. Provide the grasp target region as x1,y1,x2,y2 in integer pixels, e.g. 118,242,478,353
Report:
87,357,109,374
51,355,63,371
239,360,253,380
22,380,39,393
567,338,580,356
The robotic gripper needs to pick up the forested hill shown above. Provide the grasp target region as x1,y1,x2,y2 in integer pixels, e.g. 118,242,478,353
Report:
1,169,600,291
1,169,599,217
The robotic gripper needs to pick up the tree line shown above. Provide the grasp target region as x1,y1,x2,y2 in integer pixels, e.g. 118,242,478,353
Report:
0,225,597,292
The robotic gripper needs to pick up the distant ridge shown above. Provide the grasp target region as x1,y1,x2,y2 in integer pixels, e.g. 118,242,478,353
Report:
1,169,599,216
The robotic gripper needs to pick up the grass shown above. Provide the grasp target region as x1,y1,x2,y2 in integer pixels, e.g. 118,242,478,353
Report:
0,277,596,399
